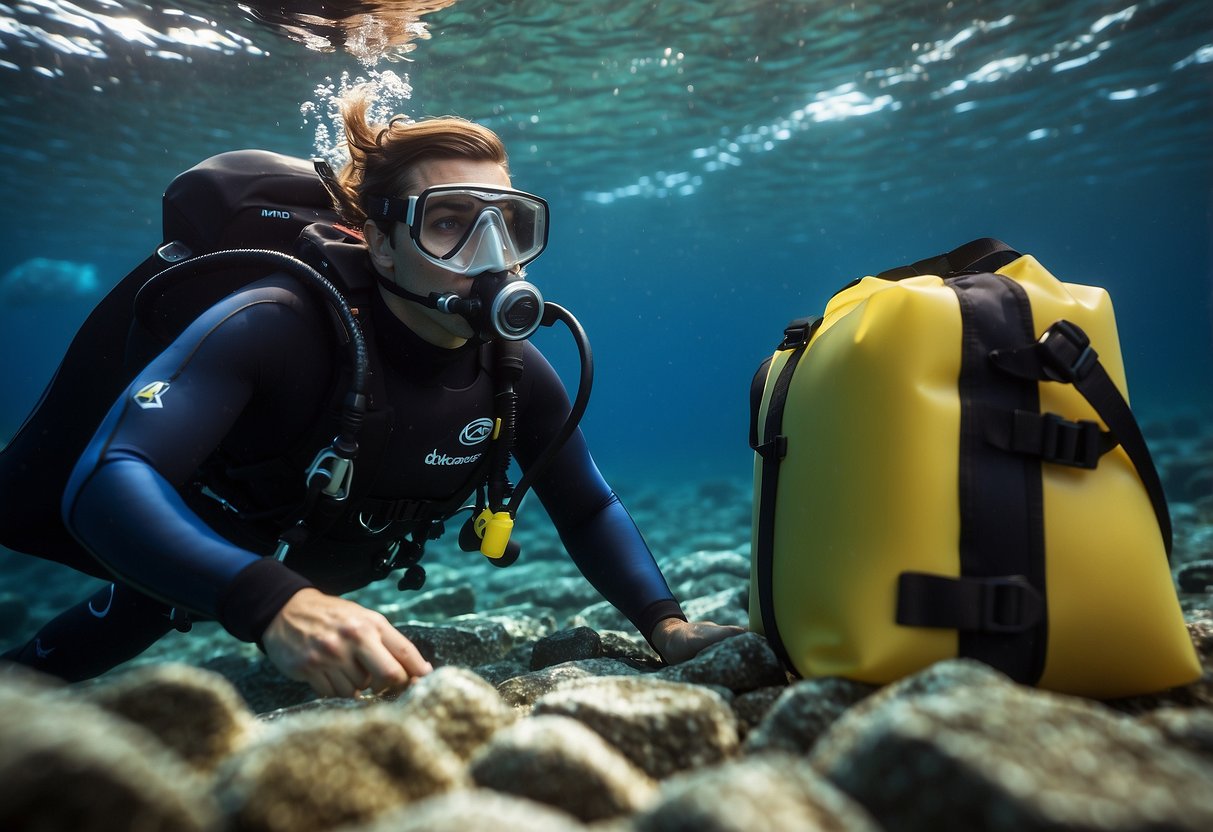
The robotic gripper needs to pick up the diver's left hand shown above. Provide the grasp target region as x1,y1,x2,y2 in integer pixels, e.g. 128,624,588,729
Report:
650,618,747,665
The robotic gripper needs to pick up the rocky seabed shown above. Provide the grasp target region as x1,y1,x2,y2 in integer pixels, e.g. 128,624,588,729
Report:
3,429,1213,832
1,581,1212,831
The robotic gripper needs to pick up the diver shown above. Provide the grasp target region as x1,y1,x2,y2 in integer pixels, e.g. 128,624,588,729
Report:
1,90,744,697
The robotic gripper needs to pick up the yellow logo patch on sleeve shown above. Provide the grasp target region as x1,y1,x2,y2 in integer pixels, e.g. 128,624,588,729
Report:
132,380,171,409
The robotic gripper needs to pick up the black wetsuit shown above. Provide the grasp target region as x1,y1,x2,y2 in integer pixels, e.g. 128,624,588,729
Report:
5,268,684,680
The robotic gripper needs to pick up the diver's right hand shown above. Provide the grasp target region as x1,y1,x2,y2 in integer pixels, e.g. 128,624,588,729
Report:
262,588,433,698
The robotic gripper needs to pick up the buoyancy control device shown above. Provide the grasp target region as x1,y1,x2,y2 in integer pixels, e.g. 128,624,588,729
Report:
0,149,592,588
748,238,1200,699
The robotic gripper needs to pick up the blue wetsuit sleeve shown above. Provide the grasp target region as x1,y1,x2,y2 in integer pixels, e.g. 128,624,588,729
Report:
514,345,686,641
62,283,322,642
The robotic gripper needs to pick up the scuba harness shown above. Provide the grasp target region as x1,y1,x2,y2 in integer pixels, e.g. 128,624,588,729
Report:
266,229,594,590
174,163,594,592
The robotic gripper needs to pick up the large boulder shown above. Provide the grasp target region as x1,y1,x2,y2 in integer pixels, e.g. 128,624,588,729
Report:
352,789,585,832
214,708,466,832
390,665,517,760
743,676,876,755
533,676,739,780
809,662,1213,832
633,753,880,832
82,662,257,772
0,672,219,831
469,714,657,821
395,620,514,667
654,631,786,693
497,658,642,710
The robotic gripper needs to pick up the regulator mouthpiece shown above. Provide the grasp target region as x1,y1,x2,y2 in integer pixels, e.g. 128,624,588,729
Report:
437,271,544,341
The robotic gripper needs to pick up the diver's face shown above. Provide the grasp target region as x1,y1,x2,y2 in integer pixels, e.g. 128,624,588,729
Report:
367,157,511,347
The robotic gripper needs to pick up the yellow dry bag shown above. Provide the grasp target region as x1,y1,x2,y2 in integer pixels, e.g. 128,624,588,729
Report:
749,238,1200,699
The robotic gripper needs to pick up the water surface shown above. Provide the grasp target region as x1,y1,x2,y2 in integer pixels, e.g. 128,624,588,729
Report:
1,0,1209,483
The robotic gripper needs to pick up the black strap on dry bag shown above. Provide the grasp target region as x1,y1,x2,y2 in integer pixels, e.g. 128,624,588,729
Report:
751,316,820,677
893,240,1171,685
987,318,1172,556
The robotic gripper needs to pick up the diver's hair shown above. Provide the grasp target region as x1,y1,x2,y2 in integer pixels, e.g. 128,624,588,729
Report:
331,87,509,228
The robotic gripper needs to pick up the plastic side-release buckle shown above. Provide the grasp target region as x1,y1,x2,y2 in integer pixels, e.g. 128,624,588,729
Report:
979,576,1045,634
1000,408,1107,469
1035,412,1103,469
779,316,822,350
1038,320,1098,383
754,434,788,460
896,572,1044,634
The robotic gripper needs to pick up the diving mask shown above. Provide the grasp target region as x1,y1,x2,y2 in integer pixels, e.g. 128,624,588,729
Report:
366,184,549,276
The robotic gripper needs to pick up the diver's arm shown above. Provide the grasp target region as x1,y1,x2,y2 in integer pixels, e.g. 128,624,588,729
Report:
63,281,434,694
61,284,322,641
527,434,745,661
514,346,687,640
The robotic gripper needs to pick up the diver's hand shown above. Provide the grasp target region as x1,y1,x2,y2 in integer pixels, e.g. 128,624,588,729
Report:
262,588,433,698
650,618,747,665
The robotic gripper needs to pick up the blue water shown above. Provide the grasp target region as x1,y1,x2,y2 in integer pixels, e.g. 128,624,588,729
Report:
0,0,1210,494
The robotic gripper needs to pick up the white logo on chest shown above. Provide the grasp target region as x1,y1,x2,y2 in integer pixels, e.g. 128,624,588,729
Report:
459,417,494,446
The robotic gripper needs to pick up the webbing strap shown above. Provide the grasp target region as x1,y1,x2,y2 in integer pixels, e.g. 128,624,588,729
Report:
981,407,1117,470
753,340,811,677
875,238,1022,282
897,272,1050,684
897,572,1045,633
989,321,1172,557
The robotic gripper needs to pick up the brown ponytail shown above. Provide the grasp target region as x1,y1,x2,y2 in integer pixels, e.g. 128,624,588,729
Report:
330,86,509,227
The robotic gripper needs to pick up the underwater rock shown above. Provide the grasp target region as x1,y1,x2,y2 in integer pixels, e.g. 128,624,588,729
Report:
532,676,740,780
0,256,99,305
258,694,381,722
215,708,466,832
391,666,517,760
1181,593,1213,626
654,631,785,693
396,583,476,618
600,628,662,665
83,662,257,772
0,673,219,831
200,654,317,715
679,586,749,629
671,572,749,599
469,659,530,686
1184,619,1213,705
352,788,585,832
659,549,751,587
743,676,877,756
530,625,604,670
468,714,657,821
498,574,603,612
1162,449,1213,503
632,754,881,832
809,670,1213,832
395,620,513,667
454,604,559,643
568,598,633,633
847,657,1012,713
1137,706,1213,762
730,686,786,739
497,657,642,709
1178,559,1213,593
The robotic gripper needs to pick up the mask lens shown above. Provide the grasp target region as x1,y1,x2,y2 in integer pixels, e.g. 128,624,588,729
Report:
410,186,548,275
